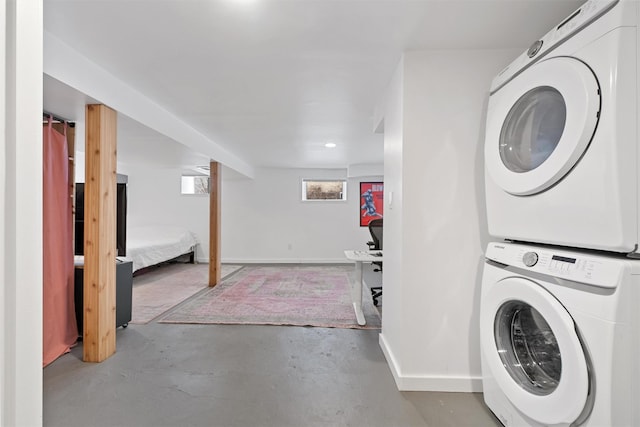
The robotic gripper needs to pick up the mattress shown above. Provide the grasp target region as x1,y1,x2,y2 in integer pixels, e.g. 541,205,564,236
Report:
125,225,198,272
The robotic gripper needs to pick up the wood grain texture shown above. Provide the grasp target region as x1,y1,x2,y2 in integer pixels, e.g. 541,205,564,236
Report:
209,161,221,287
83,104,117,362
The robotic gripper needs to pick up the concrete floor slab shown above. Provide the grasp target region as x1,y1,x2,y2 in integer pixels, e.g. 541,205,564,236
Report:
44,322,499,427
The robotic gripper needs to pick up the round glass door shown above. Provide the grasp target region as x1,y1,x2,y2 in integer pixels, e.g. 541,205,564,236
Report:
499,87,567,173
484,57,600,196
494,301,561,396
480,276,590,425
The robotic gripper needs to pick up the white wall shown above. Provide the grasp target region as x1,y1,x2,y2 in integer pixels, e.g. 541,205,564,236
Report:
378,48,519,392
111,163,379,263
222,167,378,263
2,0,43,425
117,163,212,262
76,149,211,261
378,59,405,380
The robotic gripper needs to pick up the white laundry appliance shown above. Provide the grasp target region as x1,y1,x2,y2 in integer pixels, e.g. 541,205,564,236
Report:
480,241,640,426
484,0,640,255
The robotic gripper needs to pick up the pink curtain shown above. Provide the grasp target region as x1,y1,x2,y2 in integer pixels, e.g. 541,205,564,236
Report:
43,118,77,367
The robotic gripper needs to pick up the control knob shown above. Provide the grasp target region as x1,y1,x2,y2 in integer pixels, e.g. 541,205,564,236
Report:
523,252,539,267
527,40,543,58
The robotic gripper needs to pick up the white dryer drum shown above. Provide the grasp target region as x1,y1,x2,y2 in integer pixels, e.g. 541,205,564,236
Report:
485,57,600,196
480,276,591,425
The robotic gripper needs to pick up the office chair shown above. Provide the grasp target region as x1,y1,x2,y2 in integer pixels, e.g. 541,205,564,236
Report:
367,218,383,306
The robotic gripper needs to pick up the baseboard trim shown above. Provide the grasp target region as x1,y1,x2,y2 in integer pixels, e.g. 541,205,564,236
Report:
379,333,403,388
379,333,483,392
218,258,352,264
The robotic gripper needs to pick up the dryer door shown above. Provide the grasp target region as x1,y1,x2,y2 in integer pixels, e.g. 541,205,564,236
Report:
485,57,600,196
480,277,590,425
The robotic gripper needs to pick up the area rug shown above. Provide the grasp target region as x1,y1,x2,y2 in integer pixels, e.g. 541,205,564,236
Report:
159,265,381,329
131,263,244,324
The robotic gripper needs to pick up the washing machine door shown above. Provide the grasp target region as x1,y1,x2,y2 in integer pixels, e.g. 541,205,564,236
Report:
480,276,590,425
485,57,600,196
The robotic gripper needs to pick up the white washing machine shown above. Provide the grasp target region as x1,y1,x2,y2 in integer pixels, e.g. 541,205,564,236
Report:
480,241,640,426
484,0,640,255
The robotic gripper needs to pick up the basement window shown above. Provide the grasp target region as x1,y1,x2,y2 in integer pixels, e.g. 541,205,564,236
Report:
301,179,347,201
181,176,210,195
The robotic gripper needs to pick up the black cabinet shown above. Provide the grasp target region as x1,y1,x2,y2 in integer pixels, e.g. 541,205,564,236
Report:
74,259,133,336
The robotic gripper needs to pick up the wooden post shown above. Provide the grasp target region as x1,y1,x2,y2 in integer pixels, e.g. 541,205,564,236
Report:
83,104,117,362
209,161,221,287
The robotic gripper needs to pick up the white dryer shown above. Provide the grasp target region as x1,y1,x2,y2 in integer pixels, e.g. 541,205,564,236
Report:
480,241,640,426
484,0,640,255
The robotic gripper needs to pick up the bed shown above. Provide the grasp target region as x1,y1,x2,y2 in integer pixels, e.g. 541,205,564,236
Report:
125,225,199,273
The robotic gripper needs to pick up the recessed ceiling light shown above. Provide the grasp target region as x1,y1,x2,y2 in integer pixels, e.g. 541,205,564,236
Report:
325,142,337,148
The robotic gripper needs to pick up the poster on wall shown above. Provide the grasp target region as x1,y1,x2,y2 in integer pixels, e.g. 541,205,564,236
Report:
360,182,384,227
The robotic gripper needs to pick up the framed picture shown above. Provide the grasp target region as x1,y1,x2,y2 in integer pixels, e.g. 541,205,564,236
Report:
360,182,384,226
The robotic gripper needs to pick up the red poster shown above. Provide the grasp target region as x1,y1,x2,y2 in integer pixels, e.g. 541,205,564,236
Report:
360,182,384,226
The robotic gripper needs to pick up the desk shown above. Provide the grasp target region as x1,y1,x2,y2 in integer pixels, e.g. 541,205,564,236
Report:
344,250,383,325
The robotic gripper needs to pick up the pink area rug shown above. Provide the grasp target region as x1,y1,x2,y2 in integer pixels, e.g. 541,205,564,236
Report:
159,265,381,329
131,263,243,324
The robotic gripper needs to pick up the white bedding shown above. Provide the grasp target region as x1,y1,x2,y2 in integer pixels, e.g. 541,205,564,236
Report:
125,225,199,272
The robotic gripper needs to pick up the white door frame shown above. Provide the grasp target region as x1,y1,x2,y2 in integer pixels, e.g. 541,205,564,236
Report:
1,0,43,425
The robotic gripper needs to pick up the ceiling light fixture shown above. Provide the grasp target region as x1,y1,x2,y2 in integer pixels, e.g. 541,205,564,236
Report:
325,142,337,148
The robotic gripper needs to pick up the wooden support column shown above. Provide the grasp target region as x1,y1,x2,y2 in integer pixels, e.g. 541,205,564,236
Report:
209,161,221,287
83,104,117,362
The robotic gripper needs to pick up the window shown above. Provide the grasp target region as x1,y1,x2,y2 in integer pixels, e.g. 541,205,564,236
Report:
302,179,347,201
181,175,210,195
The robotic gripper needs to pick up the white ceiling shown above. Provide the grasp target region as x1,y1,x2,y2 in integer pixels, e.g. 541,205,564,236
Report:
43,0,584,174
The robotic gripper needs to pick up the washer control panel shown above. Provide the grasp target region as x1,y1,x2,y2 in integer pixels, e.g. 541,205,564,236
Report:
486,242,625,289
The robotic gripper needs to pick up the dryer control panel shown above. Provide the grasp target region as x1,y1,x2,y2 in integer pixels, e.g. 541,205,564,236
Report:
485,242,628,289
491,0,620,93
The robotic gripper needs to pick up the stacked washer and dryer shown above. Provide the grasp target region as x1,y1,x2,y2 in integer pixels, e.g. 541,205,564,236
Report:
481,1,640,426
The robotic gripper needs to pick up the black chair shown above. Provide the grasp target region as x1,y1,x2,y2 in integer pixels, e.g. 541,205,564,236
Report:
367,219,383,306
